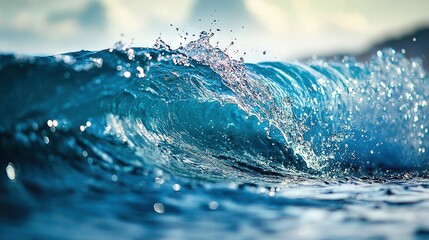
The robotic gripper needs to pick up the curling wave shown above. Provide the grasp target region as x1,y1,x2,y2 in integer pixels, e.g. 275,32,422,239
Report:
0,33,428,184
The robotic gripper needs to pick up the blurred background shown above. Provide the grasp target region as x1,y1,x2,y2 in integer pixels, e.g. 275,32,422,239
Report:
1,0,429,62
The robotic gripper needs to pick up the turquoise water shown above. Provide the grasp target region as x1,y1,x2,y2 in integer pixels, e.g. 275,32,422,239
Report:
1,34,428,239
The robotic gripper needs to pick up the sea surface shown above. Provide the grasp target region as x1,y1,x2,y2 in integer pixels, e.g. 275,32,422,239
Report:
1,33,429,239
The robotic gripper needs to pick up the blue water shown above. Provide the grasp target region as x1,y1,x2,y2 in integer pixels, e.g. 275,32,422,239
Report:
1,33,429,239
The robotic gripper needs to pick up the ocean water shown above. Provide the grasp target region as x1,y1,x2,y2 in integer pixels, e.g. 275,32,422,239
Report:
1,33,429,239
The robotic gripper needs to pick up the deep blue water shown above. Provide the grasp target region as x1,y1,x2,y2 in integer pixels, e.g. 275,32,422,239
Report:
1,34,429,239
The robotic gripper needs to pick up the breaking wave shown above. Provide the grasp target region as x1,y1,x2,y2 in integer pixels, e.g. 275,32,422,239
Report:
1,33,428,185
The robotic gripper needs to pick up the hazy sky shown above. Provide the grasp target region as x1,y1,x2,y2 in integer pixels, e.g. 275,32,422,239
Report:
1,0,429,62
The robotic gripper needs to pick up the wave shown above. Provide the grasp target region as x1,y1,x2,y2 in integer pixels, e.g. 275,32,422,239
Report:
0,33,428,183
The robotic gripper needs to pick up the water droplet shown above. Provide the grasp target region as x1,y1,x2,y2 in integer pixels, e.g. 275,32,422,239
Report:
32,123,39,131
173,184,181,191
64,72,70,79
154,203,165,214
111,175,118,182
155,177,165,185
208,201,219,210
6,163,16,180
136,66,145,78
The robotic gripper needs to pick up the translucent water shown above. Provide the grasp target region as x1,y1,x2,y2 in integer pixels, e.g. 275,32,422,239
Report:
1,34,428,239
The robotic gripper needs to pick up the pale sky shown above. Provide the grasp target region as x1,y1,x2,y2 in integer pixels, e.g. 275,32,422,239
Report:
1,0,428,62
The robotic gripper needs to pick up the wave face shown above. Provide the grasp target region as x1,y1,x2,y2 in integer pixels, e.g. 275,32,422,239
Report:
1,35,429,239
